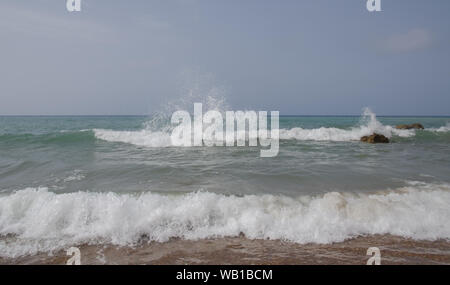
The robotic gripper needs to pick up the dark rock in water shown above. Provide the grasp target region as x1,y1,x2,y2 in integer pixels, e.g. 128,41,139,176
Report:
360,133,389,143
395,123,424,130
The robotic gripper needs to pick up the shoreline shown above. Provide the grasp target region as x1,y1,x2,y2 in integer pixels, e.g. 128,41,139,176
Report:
1,235,449,265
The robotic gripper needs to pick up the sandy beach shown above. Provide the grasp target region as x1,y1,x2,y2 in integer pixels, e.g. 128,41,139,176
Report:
1,235,449,265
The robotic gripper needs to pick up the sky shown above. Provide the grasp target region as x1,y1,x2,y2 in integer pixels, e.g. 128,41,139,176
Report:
0,0,449,116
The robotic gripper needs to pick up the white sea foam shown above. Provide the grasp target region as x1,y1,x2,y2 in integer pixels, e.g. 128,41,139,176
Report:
1,182,450,257
93,108,417,146
94,129,172,147
279,108,414,142
62,170,85,183
428,122,450,133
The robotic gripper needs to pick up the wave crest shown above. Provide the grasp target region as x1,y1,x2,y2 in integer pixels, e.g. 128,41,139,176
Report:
93,129,172,147
93,108,418,146
1,182,450,257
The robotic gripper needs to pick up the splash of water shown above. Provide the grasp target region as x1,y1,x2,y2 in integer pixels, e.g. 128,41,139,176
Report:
143,73,229,132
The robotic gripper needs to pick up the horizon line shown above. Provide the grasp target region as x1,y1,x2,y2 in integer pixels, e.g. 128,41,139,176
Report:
1,114,449,117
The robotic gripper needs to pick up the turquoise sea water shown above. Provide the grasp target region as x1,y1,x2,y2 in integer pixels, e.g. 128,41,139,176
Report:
0,111,449,256
1,114,449,195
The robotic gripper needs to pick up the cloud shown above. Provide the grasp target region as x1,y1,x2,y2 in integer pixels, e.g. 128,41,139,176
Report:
382,28,432,53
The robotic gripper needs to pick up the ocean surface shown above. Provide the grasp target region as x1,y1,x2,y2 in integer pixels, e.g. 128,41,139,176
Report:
0,109,449,258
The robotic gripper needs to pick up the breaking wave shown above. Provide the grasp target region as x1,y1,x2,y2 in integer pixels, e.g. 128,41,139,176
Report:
428,122,450,133
279,109,415,142
1,182,450,257
93,108,418,146
93,129,172,147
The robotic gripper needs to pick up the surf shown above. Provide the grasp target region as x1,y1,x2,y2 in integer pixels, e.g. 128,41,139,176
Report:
92,108,421,146
1,182,450,258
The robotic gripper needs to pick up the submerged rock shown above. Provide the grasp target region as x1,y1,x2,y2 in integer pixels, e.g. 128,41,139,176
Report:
360,133,389,143
395,123,424,130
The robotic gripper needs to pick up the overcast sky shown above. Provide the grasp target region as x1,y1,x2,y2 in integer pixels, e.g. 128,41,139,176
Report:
0,0,449,115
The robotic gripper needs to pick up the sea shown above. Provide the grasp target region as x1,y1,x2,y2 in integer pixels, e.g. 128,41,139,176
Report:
0,107,449,263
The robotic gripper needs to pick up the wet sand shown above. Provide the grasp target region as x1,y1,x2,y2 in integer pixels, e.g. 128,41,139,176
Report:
1,235,449,265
